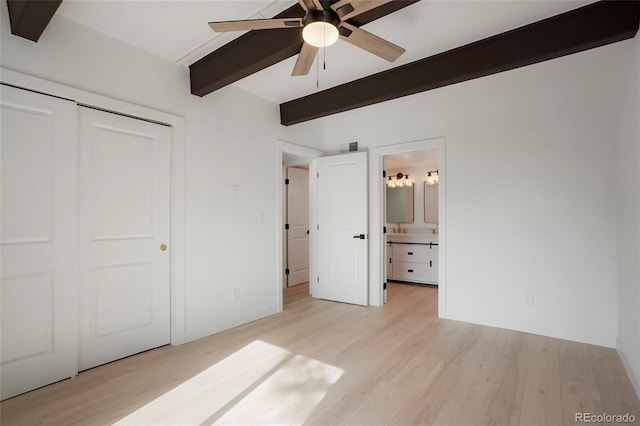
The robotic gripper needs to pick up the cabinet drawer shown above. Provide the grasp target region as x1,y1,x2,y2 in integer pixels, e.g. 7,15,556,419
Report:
392,262,427,281
392,244,435,263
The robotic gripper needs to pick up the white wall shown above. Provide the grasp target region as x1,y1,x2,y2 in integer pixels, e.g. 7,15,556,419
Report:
0,10,324,343
615,36,640,396
319,43,627,347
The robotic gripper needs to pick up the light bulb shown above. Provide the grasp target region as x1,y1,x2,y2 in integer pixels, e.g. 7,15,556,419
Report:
302,21,339,48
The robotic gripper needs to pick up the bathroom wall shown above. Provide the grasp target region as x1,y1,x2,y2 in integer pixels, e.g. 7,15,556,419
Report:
386,164,438,234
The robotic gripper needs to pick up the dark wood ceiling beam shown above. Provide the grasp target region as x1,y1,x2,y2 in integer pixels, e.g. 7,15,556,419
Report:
189,0,420,97
6,0,63,42
280,0,640,126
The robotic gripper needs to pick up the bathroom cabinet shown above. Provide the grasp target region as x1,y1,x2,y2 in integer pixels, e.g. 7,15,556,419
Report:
386,234,438,285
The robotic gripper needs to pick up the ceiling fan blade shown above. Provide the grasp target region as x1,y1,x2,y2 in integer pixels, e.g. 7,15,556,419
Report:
298,0,321,11
209,18,303,32
331,0,393,21
298,0,310,11
339,22,405,62
292,42,319,76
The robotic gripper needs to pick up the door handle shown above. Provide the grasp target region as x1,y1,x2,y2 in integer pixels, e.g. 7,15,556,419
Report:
353,234,365,239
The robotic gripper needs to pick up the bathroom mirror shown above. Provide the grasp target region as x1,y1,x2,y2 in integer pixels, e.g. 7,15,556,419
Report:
424,181,438,223
386,186,414,223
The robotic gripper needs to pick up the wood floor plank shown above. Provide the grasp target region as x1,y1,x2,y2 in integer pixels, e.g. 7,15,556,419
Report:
1,283,638,426
519,335,563,426
432,327,506,425
304,312,440,424
321,317,442,425
388,323,485,425
476,331,531,426
558,339,604,425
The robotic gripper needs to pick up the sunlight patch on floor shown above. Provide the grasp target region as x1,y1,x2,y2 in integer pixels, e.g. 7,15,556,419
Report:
114,340,343,425
214,354,343,425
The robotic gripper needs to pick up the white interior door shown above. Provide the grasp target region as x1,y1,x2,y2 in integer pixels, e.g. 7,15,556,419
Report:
286,167,309,286
1,85,78,400
78,107,171,371
315,152,368,306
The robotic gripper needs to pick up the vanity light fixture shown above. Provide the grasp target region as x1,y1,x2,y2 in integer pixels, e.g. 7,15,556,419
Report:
426,170,439,185
387,172,412,188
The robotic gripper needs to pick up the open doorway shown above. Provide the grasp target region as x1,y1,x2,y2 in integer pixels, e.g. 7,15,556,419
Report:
285,165,309,288
283,163,310,308
276,142,322,311
383,149,439,311
283,156,311,309
370,137,446,317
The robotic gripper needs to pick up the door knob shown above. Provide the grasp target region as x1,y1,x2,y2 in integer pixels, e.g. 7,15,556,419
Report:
160,244,167,251
353,234,366,239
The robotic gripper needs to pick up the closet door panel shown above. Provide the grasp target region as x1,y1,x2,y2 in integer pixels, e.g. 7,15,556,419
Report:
0,85,78,400
78,107,171,371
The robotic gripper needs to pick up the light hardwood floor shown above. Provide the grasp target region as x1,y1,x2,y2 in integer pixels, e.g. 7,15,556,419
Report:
1,283,638,425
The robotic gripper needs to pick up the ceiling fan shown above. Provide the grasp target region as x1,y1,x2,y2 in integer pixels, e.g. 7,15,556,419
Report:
208,0,406,76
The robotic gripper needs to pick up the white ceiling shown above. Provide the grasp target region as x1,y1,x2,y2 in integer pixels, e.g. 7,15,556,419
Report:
56,0,593,104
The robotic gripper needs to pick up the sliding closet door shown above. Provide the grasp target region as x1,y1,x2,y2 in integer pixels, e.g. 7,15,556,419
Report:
78,107,171,371
0,85,78,400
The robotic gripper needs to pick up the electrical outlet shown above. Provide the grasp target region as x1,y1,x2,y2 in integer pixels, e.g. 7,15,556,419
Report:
524,292,534,305
232,288,240,302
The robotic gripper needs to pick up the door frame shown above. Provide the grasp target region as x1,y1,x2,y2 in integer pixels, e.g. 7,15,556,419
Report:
1,68,187,345
370,137,447,317
275,140,323,311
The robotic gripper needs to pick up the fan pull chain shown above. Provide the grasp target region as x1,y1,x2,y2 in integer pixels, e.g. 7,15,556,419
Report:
323,23,327,70
324,45,327,70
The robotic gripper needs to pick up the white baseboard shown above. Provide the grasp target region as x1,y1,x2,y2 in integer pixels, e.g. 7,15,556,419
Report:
184,305,279,344
445,312,617,348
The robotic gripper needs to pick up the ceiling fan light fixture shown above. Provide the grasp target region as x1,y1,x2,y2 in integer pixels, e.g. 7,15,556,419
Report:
302,10,340,48
303,21,339,47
